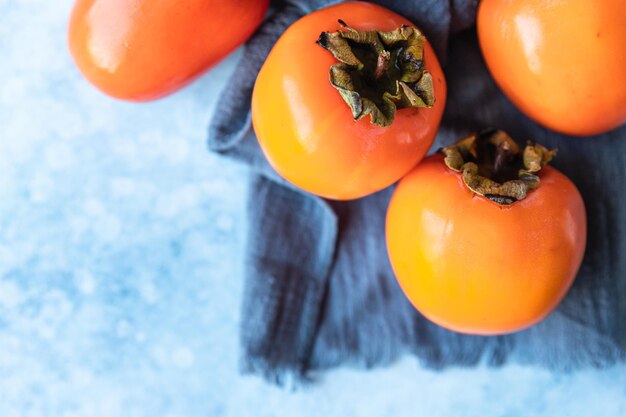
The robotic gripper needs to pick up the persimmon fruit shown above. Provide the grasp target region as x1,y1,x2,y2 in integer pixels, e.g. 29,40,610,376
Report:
477,0,626,136
252,1,446,200
68,0,269,101
386,130,587,335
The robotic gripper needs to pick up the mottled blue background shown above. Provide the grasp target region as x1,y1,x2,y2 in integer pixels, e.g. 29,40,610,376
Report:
1,1,625,416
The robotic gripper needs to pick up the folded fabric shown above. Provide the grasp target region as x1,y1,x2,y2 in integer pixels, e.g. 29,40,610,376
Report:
208,0,626,384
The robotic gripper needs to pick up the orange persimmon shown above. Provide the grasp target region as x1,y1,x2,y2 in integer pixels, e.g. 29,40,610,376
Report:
477,0,626,136
252,2,446,200
386,130,587,335
68,0,269,101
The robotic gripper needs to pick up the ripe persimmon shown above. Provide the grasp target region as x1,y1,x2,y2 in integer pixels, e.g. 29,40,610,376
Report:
68,0,269,101
252,2,446,200
478,0,626,136
386,130,587,335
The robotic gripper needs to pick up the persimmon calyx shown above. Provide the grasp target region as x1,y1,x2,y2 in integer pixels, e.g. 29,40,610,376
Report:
317,20,434,127
440,130,557,205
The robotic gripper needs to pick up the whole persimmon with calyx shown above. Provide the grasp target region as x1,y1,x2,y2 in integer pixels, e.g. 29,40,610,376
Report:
386,130,587,335
252,2,446,200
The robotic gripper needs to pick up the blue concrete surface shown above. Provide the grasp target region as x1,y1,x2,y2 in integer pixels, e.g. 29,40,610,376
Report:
1,1,625,416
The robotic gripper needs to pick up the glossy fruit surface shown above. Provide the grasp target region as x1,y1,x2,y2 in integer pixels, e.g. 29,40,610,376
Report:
252,1,446,200
386,154,587,335
477,0,626,136
69,0,269,100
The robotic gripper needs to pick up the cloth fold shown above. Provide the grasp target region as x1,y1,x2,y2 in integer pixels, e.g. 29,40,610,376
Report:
208,0,626,384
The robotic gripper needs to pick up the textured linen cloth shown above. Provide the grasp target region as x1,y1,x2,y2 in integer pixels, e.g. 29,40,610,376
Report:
208,0,626,384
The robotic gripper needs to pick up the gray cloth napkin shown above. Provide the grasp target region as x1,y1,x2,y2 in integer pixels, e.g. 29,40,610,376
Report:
208,0,626,384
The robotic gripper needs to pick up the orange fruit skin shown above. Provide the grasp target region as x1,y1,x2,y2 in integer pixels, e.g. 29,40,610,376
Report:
68,0,269,101
478,0,626,136
386,155,587,335
251,2,446,200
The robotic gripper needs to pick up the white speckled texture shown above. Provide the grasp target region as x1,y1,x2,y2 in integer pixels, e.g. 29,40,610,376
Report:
1,1,625,416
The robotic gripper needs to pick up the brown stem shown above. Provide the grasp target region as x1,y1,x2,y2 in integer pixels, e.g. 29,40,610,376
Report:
493,140,511,179
374,51,391,80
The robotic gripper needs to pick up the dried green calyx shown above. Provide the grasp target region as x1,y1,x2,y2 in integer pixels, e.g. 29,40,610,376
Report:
440,130,557,205
317,20,434,127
